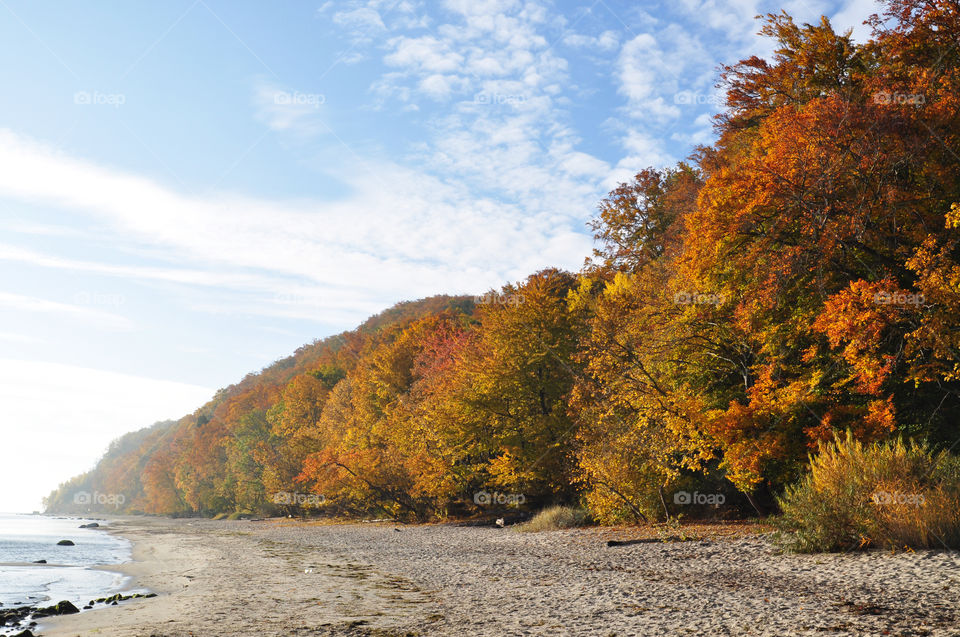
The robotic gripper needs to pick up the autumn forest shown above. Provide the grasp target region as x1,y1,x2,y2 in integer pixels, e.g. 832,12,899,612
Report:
45,0,960,525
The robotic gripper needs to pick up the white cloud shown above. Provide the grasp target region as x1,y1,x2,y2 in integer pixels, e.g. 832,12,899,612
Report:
0,243,273,290
369,0,616,233
555,147,611,178
563,30,619,52
0,292,133,331
671,112,716,146
0,129,593,325
385,36,465,73
0,331,42,344
675,0,763,41
380,0,567,104
320,0,429,42
0,220,80,236
333,7,386,32
418,73,461,99
0,359,212,512
616,31,689,121
605,128,677,189
831,0,879,42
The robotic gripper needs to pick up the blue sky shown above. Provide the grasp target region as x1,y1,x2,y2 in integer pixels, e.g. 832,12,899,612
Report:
0,0,877,511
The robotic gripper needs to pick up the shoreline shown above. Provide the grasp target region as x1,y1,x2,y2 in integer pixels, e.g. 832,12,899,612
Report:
40,518,183,637
39,517,960,636
0,515,139,637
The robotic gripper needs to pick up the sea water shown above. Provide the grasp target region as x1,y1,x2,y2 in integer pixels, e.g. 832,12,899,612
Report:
0,512,131,611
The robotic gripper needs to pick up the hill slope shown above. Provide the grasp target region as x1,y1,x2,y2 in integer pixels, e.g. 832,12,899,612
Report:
44,295,475,516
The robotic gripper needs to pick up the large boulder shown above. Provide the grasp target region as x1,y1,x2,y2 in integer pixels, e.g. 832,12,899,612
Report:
31,600,79,618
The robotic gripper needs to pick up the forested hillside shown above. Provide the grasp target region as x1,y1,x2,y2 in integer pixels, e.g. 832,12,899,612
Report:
46,1,960,522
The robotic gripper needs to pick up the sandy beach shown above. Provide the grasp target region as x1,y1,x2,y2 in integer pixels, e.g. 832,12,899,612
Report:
40,517,960,636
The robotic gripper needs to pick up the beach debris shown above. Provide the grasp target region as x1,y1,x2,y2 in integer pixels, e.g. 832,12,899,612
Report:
495,518,505,528
607,539,659,547
606,535,698,547
79,523,100,528
56,540,75,546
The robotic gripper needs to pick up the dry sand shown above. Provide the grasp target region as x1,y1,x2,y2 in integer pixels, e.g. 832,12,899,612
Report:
41,517,960,636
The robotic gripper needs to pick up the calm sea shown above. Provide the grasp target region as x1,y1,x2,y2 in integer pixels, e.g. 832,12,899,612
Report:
0,512,132,612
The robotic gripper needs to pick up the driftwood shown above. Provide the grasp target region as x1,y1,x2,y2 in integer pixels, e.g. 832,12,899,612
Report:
606,536,696,547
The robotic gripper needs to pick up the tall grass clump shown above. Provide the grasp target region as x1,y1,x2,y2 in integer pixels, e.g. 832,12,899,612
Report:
516,505,590,532
776,432,960,552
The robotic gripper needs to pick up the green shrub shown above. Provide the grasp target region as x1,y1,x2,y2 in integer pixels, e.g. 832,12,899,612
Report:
776,432,960,552
516,505,590,532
